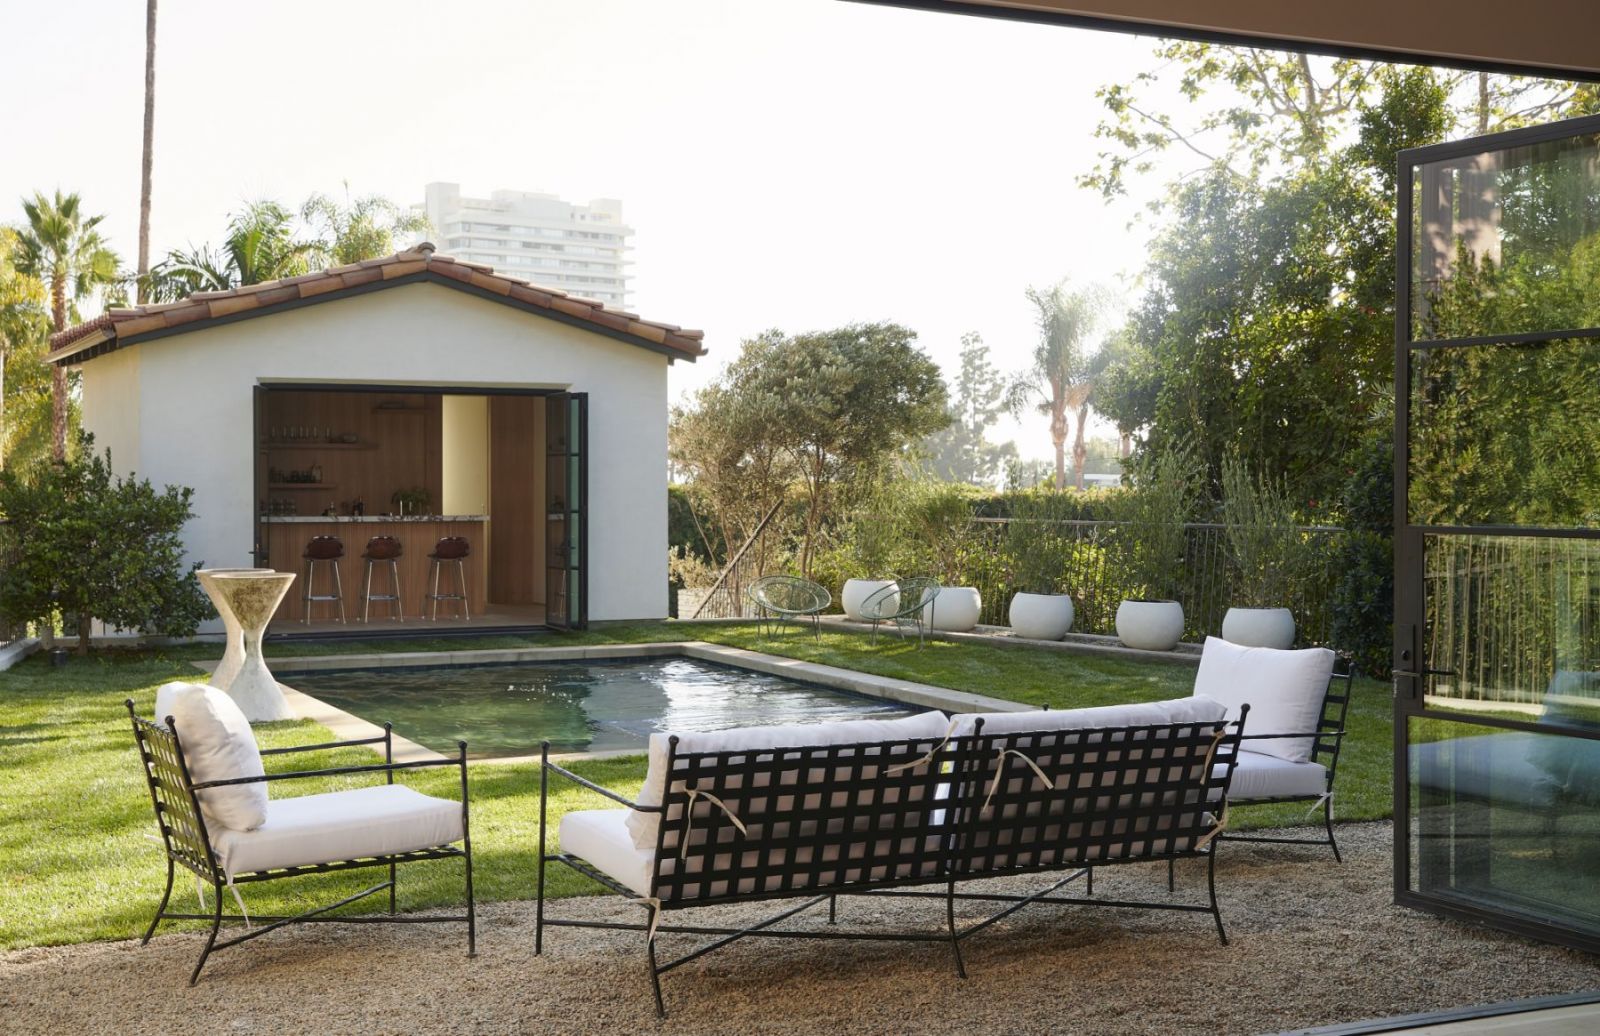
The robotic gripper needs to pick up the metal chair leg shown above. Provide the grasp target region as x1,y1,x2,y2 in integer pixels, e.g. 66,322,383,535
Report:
457,558,470,621
332,559,345,624
945,879,968,979
142,858,174,944
301,558,313,623
189,882,225,985
363,560,374,623
430,561,441,621
391,560,404,622
1208,847,1228,946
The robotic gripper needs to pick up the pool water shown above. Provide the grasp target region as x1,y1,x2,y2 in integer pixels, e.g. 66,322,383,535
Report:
289,656,916,758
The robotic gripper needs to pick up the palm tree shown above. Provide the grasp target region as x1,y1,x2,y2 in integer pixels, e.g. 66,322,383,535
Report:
1009,281,1106,490
136,0,158,303
0,227,50,470
145,200,325,301
13,191,121,461
302,186,431,266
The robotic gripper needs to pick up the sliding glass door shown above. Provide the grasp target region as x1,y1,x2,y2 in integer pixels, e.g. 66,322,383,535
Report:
544,392,588,630
1395,113,1600,950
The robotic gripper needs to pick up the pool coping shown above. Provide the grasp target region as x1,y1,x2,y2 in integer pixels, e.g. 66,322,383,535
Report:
198,641,1032,765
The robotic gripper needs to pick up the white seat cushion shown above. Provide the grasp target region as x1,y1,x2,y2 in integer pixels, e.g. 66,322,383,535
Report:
1222,749,1329,801
154,681,268,831
625,710,951,850
211,784,463,879
561,808,656,897
1411,732,1574,810
1193,637,1335,763
950,695,1227,737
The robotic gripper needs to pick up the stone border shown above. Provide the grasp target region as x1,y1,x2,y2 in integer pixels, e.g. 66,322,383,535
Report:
0,636,41,672
203,641,1031,766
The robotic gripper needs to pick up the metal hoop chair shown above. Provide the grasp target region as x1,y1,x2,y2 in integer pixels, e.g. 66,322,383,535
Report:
747,575,832,640
860,577,942,646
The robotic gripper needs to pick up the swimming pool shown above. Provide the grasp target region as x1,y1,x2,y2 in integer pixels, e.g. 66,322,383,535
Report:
289,656,917,758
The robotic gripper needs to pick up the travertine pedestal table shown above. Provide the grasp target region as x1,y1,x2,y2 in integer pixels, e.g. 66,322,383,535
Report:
210,571,297,722
196,567,272,692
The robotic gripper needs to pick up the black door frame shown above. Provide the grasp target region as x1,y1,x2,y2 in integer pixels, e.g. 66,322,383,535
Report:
1392,112,1600,953
252,381,581,639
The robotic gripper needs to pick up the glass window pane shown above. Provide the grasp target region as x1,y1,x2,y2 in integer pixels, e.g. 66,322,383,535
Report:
1411,132,1600,341
1409,716,1600,937
1409,339,1600,528
1423,534,1600,725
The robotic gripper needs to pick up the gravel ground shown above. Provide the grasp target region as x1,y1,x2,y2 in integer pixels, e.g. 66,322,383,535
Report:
5,823,1599,1036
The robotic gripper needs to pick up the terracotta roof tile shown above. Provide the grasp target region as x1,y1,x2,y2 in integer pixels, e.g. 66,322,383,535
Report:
46,247,705,364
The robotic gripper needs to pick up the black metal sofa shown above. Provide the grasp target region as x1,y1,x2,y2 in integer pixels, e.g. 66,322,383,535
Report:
536,699,1249,1016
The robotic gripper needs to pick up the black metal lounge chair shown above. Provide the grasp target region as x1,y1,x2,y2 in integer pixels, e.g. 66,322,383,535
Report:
128,696,475,984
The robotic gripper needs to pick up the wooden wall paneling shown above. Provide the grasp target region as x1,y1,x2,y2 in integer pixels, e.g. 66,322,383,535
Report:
489,396,543,605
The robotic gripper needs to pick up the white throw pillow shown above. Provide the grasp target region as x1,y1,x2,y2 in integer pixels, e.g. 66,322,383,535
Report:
624,710,951,850
950,695,1226,737
154,681,269,832
1192,637,1334,763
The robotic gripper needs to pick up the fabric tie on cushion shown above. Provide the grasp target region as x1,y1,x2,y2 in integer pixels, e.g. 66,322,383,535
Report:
1305,790,1333,818
1198,724,1228,779
1193,803,1229,851
679,786,747,860
980,748,1055,814
884,717,960,776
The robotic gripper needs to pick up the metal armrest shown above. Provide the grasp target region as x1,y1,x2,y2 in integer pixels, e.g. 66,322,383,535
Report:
258,734,391,756
193,754,466,789
1239,730,1345,741
544,759,661,813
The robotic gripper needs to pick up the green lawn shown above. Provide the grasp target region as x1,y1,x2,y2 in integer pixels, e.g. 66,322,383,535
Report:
0,623,1392,951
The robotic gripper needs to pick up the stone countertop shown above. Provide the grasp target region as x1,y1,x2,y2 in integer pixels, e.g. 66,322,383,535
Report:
259,515,489,523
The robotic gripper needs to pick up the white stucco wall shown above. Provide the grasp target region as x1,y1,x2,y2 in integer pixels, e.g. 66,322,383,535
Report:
76,282,673,623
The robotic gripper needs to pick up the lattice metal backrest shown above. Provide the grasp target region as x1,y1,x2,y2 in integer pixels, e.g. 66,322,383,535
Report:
947,717,1245,875
649,734,952,904
1313,659,1355,763
749,575,830,614
128,703,219,882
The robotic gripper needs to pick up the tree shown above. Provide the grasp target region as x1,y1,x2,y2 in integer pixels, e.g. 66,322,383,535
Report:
0,228,50,470
12,191,121,461
137,0,157,303
1008,282,1106,492
922,332,1016,486
0,435,210,654
302,186,431,266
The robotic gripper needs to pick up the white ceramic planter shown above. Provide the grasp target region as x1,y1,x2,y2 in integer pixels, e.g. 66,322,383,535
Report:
842,578,897,622
196,567,272,692
1008,592,1074,641
1115,599,1185,651
929,586,982,632
1221,606,1296,649
211,571,297,722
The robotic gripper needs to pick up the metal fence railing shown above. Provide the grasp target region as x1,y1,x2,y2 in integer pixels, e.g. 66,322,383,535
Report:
677,516,1346,647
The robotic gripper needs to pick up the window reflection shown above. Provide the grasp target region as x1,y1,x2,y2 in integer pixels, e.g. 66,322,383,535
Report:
1411,132,1600,341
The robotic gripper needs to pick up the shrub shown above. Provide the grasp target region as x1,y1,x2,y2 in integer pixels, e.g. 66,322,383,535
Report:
1219,455,1308,608
0,439,210,653
1330,431,1394,677
1111,441,1203,601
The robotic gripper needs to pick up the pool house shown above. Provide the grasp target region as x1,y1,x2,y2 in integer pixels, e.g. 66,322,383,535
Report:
46,244,705,634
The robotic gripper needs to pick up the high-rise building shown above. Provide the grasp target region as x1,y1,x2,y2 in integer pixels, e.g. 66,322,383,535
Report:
421,182,633,308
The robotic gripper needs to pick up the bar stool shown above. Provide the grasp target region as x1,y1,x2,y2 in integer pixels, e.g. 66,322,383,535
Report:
360,535,404,622
301,535,346,624
422,536,471,621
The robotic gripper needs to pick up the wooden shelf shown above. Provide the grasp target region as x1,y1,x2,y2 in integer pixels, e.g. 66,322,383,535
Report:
268,483,338,491
261,441,377,451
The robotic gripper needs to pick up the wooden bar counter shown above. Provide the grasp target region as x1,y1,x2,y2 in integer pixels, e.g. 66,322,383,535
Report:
263,516,489,624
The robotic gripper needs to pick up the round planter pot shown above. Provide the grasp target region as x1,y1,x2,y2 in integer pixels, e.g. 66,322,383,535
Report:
1115,599,1185,651
842,578,897,622
1221,606,1296,649
929,586,982,632
1008,592,1074,641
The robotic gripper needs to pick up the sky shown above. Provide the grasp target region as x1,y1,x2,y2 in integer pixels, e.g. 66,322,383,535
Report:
0,0,1206,462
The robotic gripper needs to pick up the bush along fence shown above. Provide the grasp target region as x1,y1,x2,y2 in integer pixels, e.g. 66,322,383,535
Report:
680,516,1347,650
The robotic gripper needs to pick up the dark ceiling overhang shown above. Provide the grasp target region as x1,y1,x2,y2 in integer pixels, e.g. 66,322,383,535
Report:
851,1,1600,81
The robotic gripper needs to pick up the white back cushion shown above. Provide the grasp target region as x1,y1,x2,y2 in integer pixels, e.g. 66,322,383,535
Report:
950,695,1226,737
624,710,950,850
154,681,269,832
1192,637,1334,763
